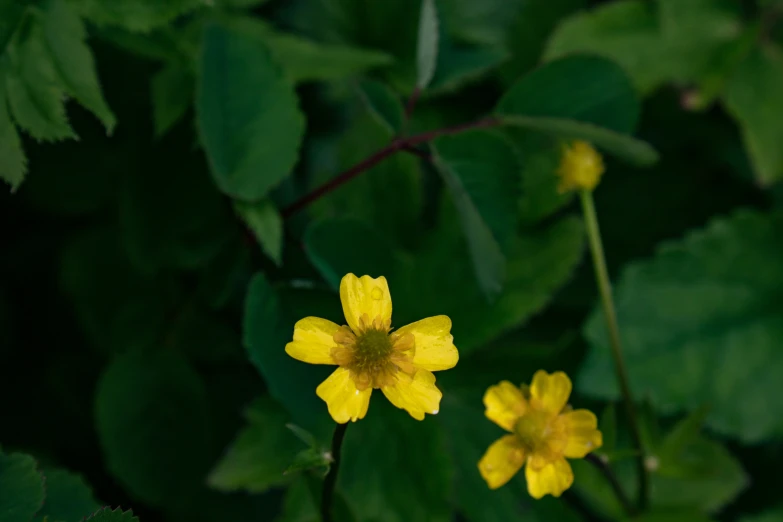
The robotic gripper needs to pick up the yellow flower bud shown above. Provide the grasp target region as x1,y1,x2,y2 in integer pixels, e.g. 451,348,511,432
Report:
556,140,605,193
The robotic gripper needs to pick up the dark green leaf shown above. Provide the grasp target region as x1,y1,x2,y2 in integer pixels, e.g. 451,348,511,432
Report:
41,0,116,133
73,0,202,32
436,0,524,47
499,0,586,84
545,0,742,94
119,149,234,273
284,448,331,476
723,44,783,185
34,468,99,522
150,62,193,138
429,40,508,94
208,397,303,493
307,103,422,246
95,350,212,506
356,79,404,134
0,1,25,52
0,452,45,522
305,214,585,354
218,17,393,84
416,0,439,89
580,210,783,441
433,129,520,300
242,274,335,429
500,115,659,166
496,54,640,133
197,22,305,201
234,199,283,266
338,402,453,522
0,78,26,190
85,508,139,522
5,24,74,141
741,510,783,522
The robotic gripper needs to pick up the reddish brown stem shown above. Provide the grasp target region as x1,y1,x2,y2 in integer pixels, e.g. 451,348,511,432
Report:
281,116,499,218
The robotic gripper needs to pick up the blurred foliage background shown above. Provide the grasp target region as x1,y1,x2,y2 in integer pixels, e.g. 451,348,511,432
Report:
2,0,783,521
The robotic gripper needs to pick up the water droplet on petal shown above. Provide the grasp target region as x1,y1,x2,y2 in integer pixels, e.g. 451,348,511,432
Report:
432,409,439,414
371,287,383,300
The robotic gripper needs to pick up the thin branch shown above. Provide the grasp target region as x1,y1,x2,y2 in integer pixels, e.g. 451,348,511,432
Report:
281,116,500,217
400,143,432,162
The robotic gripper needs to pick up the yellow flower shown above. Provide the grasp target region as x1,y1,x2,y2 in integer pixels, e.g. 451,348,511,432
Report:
285,273,459,424
478,370,602,498
557,140,604,193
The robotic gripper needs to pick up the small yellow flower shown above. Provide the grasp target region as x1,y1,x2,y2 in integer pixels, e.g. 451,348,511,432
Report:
557,140,605,193
478,370,602,498
285,273,459,423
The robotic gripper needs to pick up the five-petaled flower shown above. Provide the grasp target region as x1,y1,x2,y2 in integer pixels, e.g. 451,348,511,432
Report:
285,273,459,423
478,371,602,498
557,140,605,193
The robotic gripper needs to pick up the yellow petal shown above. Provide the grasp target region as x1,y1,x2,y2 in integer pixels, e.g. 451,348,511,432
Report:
316,367,372,423
525,457,574,499
478,435,526,489
339,273,392,333
381,369,441,420
285,317,340,365
483,381,527,432
530,370,572,414
397,315,458,371
562,409,603,458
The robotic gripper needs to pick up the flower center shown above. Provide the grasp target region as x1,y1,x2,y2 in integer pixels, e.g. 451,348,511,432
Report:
514,409,560,454
331,313,416,390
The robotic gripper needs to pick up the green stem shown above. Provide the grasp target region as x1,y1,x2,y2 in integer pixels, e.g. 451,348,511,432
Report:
579,189,649,511
320,422,348,522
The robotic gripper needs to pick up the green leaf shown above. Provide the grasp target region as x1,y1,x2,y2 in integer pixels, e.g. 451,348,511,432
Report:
197,22,305,201
723,44,783,186
579,210,783,441
40,0,116,133
85,508,139,522
436,0,524,47
208,397,303,493
499,0,586,83
433,129,520,300
151,62,193,138
416,0,439,89
627,511,714,522
356,79,404,134
95,350,212,506
0,79,26,190
275,477,356,522
4,24,74,141
512,134,573,225
500,115,658,166
73,0,202,32
437,388,530,522
304,214,585,354
545,0,742,94
34,468,99,522
496,54,640,133
0,1,25,54
0,452,45,522
651,415,747,513
429,40,508,94
307,101,422,245
338,402,453,522
284,448,331,476
234,199,283,266
218,17,393,84
242,274,336,429
599,404,618,455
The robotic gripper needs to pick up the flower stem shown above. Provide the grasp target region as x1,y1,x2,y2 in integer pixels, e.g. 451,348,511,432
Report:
579,189,648,511
320,422,348,522
585,454,636,517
